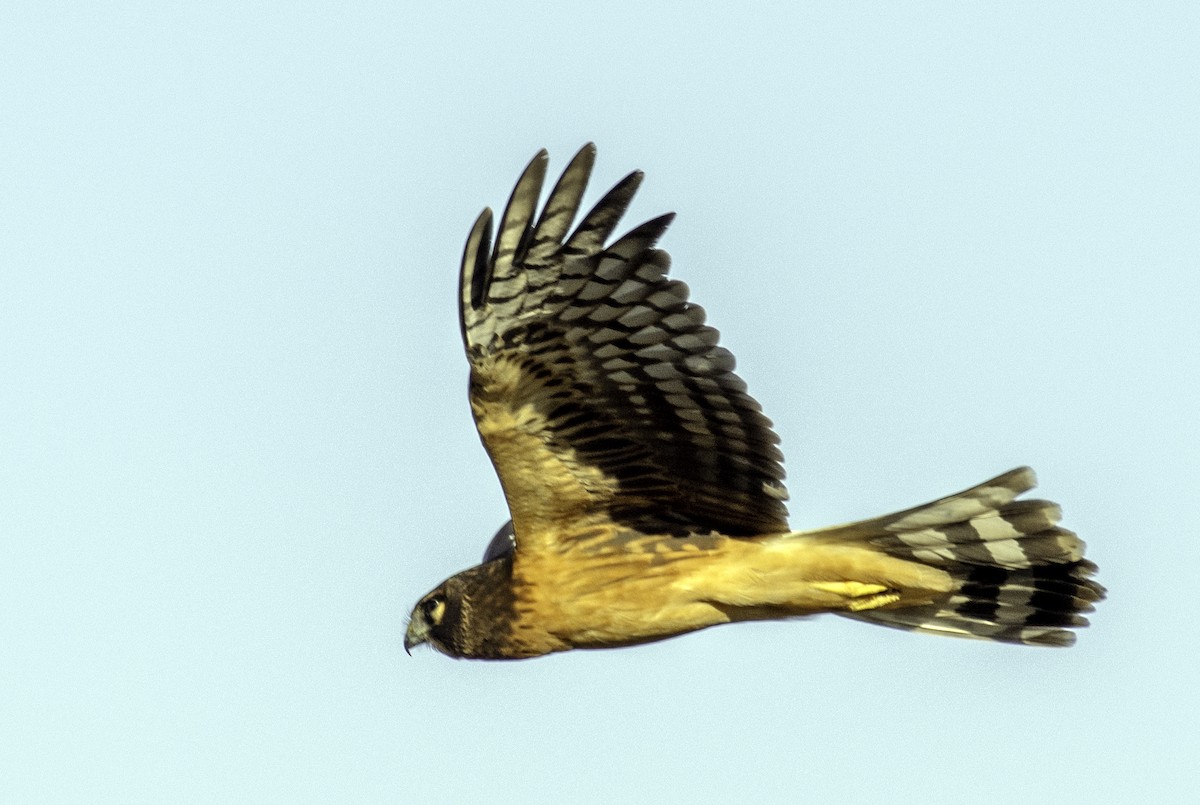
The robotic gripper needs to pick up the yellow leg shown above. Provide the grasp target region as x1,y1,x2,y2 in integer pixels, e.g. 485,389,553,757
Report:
809,581,903,611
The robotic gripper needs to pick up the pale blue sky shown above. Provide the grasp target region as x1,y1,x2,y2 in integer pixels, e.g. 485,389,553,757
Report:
3,3,1197,803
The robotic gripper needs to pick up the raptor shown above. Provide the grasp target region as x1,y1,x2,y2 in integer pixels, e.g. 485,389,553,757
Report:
404,145,1103,659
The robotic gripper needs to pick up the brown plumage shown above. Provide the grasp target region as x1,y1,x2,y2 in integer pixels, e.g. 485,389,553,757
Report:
404,145,1104,660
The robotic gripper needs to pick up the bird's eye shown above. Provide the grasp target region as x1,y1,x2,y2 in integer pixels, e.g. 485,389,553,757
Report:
422,596,446,624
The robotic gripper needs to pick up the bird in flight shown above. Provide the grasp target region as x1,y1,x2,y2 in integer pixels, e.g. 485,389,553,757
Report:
404,145,1104,659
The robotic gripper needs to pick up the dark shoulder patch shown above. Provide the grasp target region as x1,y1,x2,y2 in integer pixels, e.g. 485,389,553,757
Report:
483,520,516,562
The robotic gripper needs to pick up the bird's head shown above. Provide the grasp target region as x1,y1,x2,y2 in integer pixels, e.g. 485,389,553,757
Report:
404,579,458,656
405,555,515,659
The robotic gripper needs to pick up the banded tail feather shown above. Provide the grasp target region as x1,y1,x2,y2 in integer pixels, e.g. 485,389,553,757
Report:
827,467,1105,646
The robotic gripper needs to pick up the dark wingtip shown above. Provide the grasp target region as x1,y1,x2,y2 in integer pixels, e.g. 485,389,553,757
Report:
482,520,516,562
459,206,494,348
564,169,645,254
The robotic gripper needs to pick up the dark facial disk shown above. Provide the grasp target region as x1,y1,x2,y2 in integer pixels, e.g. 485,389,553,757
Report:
405,586,452,655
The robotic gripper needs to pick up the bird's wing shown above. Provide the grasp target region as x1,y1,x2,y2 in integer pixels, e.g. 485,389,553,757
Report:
460,145,788,553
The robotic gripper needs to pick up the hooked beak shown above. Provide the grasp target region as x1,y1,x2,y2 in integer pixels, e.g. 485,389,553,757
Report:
404,615,429,655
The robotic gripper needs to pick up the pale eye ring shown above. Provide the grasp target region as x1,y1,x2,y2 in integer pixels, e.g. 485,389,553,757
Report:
422,597,445,624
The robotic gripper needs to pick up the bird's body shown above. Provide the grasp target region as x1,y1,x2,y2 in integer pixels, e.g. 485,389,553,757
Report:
494,528,954,658
405,145,1104,660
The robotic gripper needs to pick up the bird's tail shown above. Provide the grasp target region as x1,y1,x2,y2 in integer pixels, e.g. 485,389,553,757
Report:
809,467,1105,646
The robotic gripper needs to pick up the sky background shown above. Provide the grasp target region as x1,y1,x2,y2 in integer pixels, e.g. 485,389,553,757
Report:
3,2,1198,803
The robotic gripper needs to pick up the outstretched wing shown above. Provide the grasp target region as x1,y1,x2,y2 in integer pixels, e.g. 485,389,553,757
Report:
460,145,788,551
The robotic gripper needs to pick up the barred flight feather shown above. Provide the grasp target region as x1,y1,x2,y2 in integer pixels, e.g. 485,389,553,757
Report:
459,143,789,541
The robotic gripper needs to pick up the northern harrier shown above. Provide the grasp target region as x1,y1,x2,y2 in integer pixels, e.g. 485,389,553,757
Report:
404,145,1103,659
